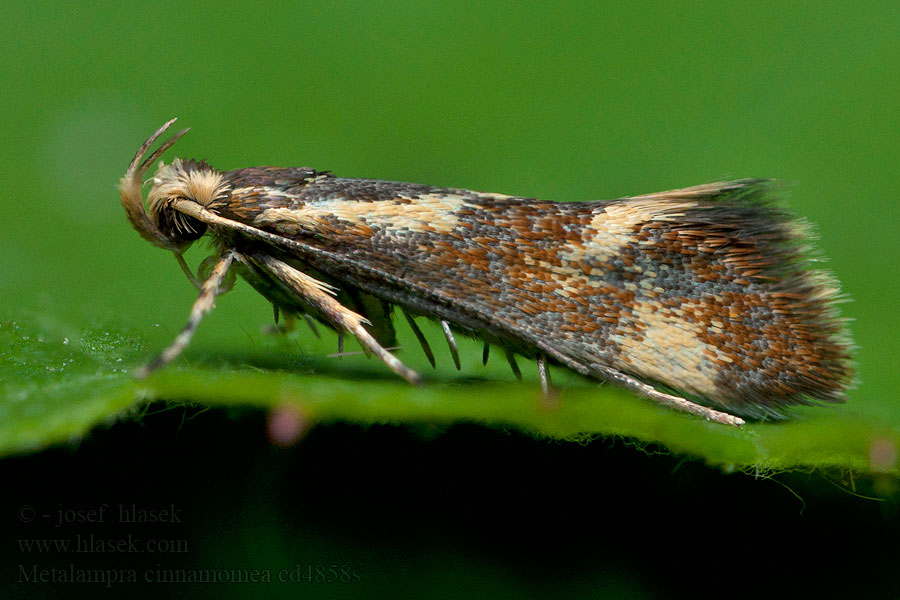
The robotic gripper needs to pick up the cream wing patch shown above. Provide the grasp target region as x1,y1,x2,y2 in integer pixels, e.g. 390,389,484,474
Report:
561,198,698,266
608,300,720,399
254,193,468,236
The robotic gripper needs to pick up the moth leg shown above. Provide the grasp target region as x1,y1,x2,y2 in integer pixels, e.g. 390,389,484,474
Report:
440,320,461,371
504,349,523,381
249,253,422,385
134,250,235,379
345,292,396,349
337,332,344,359
482,343,490,366
174,252,202,290
589,363,745,427
537,355,553,398
532,342,744,426
402,309,436,368
265,307,301,336
303,315,321,339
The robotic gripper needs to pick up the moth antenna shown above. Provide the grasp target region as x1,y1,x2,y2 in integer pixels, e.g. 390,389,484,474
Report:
588,362,745,426
504,349,523,381
441,320,461,370
303,315,321,339
403,310,436,368
482,343,490,366
134,251,235,378
537,355,553,398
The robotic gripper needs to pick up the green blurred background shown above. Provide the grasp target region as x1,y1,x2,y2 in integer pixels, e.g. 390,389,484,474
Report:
2,1,899,597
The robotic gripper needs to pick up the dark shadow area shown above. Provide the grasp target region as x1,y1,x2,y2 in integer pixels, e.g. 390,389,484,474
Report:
2,405,898,598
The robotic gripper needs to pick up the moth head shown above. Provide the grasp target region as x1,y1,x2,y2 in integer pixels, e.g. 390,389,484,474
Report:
119,120,229,252
145,158,229,246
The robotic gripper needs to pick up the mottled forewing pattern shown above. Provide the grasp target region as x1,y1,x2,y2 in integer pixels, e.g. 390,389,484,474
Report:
214,168,853,419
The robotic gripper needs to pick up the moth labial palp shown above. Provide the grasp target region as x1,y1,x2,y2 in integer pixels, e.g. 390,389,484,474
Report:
119,119,856,428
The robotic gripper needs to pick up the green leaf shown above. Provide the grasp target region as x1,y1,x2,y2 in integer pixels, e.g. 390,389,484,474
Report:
2,305,897,478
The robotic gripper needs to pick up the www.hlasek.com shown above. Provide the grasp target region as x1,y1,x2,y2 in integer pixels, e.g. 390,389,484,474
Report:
18,564,362,587
18,534,188,554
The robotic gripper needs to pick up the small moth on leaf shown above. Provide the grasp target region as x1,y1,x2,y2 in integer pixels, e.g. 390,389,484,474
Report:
119,119,855,427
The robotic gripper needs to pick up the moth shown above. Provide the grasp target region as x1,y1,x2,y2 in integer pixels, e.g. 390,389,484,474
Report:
119,119,854,427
